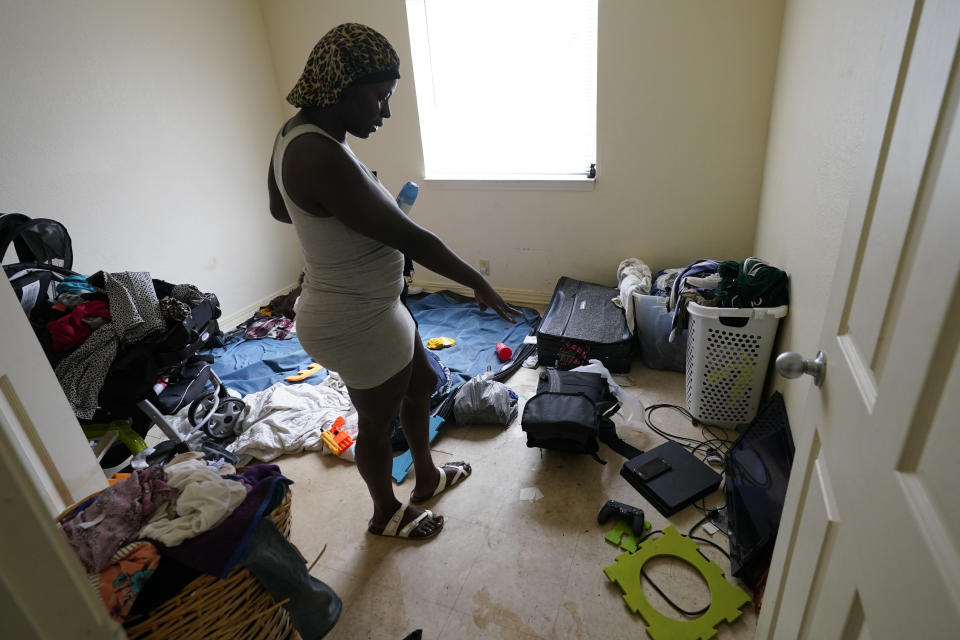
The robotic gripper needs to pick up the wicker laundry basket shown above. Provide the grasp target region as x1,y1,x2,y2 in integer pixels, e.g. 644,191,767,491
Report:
58,483,295,640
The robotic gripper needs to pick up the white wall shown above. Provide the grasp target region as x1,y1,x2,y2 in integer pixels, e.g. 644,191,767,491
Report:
259,0,784,297
1,0,784,308
753,0,907,422
0,0,303,321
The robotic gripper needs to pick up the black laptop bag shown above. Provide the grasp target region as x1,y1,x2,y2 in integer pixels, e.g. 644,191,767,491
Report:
521,369,641,462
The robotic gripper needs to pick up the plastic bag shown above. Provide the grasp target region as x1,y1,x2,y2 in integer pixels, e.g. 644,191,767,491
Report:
452,372,518,426
569,359,644,425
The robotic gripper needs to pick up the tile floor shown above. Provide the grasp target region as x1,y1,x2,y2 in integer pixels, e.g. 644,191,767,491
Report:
275,359,759,640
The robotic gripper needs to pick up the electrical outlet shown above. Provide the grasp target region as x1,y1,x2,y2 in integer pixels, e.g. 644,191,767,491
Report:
478,259,490,275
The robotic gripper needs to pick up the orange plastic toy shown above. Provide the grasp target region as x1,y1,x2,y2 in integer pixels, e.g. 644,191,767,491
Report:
285,362,324,382
321,416,354,455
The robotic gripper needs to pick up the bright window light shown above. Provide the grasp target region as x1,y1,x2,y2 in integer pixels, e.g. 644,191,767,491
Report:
405,0,597,180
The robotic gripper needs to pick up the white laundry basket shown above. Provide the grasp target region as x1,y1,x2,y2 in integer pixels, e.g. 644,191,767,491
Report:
684,302,788,428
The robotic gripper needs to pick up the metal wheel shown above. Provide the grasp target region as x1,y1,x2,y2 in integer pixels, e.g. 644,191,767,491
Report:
189,393,245,440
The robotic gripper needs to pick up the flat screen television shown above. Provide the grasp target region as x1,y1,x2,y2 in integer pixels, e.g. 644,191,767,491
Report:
724,391,795,589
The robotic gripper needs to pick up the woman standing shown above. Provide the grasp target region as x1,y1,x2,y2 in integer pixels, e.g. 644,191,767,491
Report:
268,23,519,540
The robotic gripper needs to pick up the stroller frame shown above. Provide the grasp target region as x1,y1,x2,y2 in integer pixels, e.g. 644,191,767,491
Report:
2,213,239,468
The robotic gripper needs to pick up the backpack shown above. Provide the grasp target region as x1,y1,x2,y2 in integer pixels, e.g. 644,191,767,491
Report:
4,262,77,318
2,214,78,344
0,214,73,269
521,369,642,463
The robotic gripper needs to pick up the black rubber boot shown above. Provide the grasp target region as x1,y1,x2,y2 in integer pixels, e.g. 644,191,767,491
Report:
240,519,342,639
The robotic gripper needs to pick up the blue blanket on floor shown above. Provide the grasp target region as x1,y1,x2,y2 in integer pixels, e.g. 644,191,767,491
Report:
209,336,329,396
209,291,539,396
405,291,540,387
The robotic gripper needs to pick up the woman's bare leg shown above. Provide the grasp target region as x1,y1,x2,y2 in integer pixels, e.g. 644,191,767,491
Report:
402,335,471,501
347,360,442,538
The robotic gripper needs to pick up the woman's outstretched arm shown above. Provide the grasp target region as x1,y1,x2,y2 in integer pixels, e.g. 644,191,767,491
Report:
283,135,521,321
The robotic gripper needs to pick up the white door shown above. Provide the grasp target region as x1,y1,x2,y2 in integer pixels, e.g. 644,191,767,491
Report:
0,271,117,633
0,399,123,639
757,2,960,638
0,275,106,513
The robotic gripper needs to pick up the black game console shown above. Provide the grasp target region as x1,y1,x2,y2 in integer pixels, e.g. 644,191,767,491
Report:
620,440,722,517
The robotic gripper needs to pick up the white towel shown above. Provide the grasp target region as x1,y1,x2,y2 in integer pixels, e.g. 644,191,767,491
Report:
227,372,355,464
139,460,246,546
612,258,652,332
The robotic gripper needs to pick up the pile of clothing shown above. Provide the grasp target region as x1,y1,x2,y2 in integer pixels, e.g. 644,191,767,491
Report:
612,255,788,327
57,455,340,637
221,281,303,344
158,371,357,465
661,257,789,343
224,312,298,342
44,275,109,352
43,270,219,420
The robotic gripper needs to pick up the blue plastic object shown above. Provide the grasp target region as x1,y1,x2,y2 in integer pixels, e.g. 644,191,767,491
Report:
391,416,444,483
397,181,419,213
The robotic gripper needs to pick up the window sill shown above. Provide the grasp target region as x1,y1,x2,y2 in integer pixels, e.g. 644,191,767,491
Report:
422,174,596,191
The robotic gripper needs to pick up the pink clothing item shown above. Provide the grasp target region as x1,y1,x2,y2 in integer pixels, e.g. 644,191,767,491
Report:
47,300,111,352
61,466,177,573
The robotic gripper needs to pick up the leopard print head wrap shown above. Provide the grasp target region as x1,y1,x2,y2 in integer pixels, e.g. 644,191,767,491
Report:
286,23,400,109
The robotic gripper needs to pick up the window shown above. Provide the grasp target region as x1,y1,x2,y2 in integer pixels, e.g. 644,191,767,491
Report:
405,0,598,181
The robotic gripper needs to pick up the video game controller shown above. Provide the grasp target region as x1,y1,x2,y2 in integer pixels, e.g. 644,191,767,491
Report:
597,499,646,537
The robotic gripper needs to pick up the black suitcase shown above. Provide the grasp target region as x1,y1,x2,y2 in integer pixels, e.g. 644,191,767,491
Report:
536,277,634,372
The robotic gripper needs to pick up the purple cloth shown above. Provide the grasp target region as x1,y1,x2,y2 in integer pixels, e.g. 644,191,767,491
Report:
225,463,284,491
244,316,296,340
159,464,292,577
61,467,178,572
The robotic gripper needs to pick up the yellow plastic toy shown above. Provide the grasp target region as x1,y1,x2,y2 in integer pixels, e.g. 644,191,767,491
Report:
426,336,456,350
321,416,355,455
285,362,324,382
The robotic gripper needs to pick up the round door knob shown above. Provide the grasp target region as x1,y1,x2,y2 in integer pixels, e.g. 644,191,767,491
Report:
776,351,826,387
